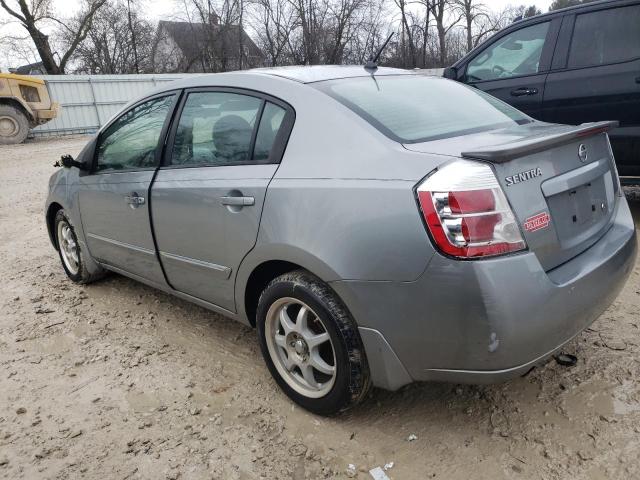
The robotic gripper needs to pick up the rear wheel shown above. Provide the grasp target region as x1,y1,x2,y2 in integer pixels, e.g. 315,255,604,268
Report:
257,270,370,415
54,210,105,284
0,105,29,145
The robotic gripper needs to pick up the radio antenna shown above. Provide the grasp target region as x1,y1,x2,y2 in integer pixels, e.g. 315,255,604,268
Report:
365,32,394,71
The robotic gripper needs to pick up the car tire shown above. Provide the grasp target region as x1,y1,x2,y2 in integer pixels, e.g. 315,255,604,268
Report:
0,105,30,145
256,270,371,415
54,210,106,284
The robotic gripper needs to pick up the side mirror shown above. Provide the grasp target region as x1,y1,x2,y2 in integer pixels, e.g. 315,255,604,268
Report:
443,66,458,80
58,154,88,170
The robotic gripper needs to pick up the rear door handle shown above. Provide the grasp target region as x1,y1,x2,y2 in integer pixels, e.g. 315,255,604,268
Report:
220,196,255,206
511,87,539,97
635,76,640,84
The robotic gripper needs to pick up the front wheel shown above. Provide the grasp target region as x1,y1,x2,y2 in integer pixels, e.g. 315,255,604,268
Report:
54,210,105,284
256,270,370,415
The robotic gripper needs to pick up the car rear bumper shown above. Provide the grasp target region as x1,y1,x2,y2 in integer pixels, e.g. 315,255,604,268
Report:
331,198,637,390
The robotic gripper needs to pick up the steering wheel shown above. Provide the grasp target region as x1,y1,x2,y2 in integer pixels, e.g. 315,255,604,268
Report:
492,65,507,77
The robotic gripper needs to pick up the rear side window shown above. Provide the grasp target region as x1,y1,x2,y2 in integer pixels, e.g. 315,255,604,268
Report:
568,5,640,68
315,76,531,143
171,92,287,166
172,92,261,166
96,95,174,172
466,22,550,82
254,102,286,160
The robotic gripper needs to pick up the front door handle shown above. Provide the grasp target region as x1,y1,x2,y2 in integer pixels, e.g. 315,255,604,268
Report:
511,87,539,97
635,76,640,84
124,192,145,208
220,195,255,206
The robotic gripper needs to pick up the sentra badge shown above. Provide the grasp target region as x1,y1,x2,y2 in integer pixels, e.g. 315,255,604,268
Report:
505,167,542,187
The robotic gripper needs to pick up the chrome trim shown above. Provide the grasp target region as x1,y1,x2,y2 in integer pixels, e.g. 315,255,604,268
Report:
159,251,232,279
86,233,155,256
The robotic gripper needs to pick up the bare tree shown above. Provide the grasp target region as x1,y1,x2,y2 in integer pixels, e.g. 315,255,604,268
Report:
394,0,417,67
288,0,330,65
513,4,542,20
0,0,107,74
425,0,461,66
323,0,367,64
249,0,297,66
454,0,488,53
126,0,140,73
0,32,41,67
71,1,155,74
346,0,388,63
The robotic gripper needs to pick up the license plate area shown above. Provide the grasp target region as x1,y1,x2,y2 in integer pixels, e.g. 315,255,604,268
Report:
545,171,614,250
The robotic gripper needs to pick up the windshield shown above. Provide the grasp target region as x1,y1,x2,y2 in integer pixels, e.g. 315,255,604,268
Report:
314,75,531,143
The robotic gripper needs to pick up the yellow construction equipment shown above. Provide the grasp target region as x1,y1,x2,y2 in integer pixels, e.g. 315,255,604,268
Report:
0,73,59,144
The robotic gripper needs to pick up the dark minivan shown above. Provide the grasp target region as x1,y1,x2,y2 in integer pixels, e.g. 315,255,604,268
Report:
444,0,640,182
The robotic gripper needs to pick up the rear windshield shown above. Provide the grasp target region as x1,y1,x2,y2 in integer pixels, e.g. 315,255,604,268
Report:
314,75,531,143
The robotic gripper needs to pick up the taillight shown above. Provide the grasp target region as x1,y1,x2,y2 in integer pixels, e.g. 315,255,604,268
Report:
416,160,526,258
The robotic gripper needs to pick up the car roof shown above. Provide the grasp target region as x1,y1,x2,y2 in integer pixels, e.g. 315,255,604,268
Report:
245,65,415,84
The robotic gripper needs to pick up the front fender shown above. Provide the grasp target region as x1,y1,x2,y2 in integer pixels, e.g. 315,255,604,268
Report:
44,167,103,276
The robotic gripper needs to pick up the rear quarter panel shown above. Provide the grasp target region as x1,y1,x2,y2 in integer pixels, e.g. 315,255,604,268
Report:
232,76,454,318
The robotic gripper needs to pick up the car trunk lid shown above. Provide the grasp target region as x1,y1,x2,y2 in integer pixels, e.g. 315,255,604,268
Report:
405,121,621,271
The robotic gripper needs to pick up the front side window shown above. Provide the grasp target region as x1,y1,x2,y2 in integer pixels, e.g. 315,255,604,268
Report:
466,22,550,82
96,95,174,172
315,75,531,143
171,92,286,166
568,5,640,68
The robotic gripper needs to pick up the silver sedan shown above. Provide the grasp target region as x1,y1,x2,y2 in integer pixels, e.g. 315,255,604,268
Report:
45,66,637,414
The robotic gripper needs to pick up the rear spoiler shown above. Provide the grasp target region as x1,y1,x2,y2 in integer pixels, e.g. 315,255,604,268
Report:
461,121,619,163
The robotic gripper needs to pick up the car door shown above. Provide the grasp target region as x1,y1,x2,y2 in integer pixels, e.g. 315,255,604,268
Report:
461,19,560,119
543,2,640,177
151,88,294,311
77,93,178,283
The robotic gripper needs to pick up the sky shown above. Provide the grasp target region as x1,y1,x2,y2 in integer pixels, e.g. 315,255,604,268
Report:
0,0,554,69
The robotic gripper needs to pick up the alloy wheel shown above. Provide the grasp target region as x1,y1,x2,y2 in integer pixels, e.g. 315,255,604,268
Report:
57,220,80,275
264,297,337,398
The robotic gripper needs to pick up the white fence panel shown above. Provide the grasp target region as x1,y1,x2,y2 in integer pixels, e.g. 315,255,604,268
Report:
31,74,192,137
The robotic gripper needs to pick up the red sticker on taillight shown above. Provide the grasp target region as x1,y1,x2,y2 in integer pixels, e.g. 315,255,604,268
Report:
523,211,550,232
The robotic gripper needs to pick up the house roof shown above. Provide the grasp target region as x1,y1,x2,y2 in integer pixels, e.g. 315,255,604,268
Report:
9,61,46,75
158,20,262,63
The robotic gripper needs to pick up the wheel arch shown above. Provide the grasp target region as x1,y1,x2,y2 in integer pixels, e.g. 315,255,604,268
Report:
243,260,307,328
239,247,343,328
46,202,64,249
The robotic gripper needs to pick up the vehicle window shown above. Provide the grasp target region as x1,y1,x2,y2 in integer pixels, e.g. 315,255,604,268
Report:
171,92,262,166
315,75,531,143
253,102,286,161
466,22,550,82
96,95,174,172
568,5,640,68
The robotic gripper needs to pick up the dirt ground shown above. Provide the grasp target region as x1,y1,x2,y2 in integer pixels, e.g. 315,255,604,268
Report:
0,136,639,480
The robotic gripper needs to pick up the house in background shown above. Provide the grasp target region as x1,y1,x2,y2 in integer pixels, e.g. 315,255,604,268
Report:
9,62,47,75
153,13,264,73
